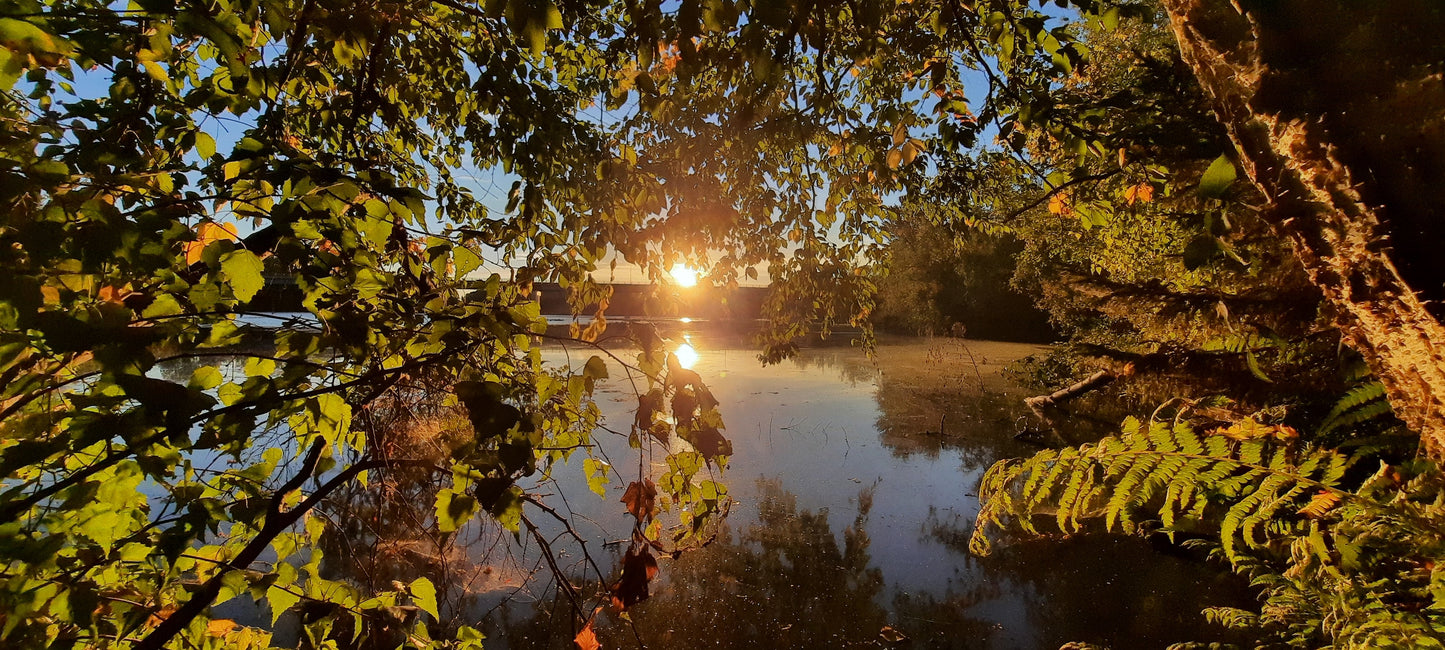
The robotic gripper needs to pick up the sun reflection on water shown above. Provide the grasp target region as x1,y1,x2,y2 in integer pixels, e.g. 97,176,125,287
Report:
674,338,699,369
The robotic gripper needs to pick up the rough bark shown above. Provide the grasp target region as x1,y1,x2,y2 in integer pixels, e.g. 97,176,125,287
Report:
1161,0,1445,457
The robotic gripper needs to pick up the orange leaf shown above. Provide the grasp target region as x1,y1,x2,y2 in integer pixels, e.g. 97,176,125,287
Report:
97,283,134,303
885,148,903,170
1047,192,1072,216
1123,183,1154,205
900,141,919,166
184,221,239,265
206,619,239,637
1298,491,1342,518
574,622,601,650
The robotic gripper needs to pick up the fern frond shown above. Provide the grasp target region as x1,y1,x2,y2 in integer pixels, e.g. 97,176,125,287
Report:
1202,333,1277,354
1319,381,1391,435
1202,606,1259,630
970,416,1355,561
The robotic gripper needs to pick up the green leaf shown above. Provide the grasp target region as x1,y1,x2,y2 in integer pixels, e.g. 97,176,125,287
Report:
0,47,23,89
196,132,217,159
1198,155,1238,199
435,488,479,533
267,585,299,624
189,366,224,390
409,577,439,619
220,249,265,302
1245,349,1273,382
584,458,608,497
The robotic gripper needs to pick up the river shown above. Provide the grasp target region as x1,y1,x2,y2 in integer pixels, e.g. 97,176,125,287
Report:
191,332,1251,648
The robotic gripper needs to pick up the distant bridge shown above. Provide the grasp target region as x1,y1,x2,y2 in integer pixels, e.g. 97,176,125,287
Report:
251,273,767,321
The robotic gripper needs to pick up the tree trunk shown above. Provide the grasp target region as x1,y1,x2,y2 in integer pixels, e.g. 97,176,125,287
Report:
1161,0,1445,457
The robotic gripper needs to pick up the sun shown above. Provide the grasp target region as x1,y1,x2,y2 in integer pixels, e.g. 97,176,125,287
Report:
669,264,699,287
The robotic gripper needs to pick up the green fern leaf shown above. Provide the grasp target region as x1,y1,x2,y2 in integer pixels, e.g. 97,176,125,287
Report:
971,417,1357,563
1319,381,1391,435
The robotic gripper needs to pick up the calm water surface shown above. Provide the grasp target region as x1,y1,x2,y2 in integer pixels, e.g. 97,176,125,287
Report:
484,335,1250,649
180,333,1251,648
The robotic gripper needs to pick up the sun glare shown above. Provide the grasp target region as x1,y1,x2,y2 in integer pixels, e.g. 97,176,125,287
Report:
670,264,699,287
675,337,699,369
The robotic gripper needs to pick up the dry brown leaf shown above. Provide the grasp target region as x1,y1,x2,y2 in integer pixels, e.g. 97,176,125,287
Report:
609,544,659,610
621,479,658,522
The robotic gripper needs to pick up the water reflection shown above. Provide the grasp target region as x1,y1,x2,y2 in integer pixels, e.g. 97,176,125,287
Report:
514,334,1253,649
501,480,998,648
178,331,1253,648
674,337,699,370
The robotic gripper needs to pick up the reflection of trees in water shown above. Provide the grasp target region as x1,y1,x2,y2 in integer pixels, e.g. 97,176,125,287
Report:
864,343,1040,466
295,393,545,648
786,347,884,386
921,508,1256,648
784,340,1047,468
500,479,998,649
874,385,1034,466
318,457,534,613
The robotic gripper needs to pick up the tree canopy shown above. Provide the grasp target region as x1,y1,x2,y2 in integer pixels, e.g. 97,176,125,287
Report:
3,0,1445,647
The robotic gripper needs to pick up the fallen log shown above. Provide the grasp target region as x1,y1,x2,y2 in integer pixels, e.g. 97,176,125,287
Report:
1024,370,1118,412
1019,369,1119,444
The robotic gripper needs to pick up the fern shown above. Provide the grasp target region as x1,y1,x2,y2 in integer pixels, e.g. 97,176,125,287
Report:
1202,332,1281,381
974,416,1445,648
1319,380,1392,436
971,416,1352,561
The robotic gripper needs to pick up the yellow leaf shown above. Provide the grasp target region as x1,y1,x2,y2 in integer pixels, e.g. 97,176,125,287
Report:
184,221,239,265
1212,418,1297,442
886,147,903,170
1213,419,1268,441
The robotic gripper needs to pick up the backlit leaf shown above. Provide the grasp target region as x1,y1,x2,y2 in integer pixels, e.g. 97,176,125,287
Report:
410,577,439,619
1198,155,1237,199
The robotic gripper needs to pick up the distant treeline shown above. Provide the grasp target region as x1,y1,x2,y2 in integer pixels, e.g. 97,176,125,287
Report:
872,221,1057,343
